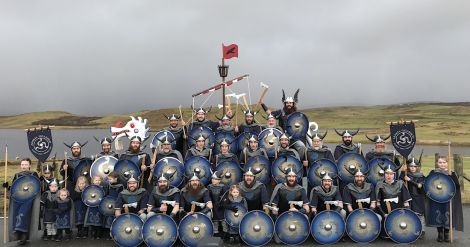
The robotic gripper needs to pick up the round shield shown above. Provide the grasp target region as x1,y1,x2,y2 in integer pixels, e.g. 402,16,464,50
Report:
73,159,92,182
214,131,237,155
337,153,368,184
271,155,303,184
111,213,143,247
236,132,253,151
178,212,214,247
275,211,310,245
244,156,271,185
90,156,118,182
224,203,248,228
82,184,105,207
216,161,242,186
285,112,309,141
367,158,396,186
239,210,274,247
10,174,40,203
307,159,338,187
384,208,422,244
114,159,141,183
153,157,184,187
187,126,215,148
184,156,212,186
151,130,176,150
143,214,178,247
424,171,456,203
311,210,346,245
258,128,283,158
99,196,117,216
346,208,381,243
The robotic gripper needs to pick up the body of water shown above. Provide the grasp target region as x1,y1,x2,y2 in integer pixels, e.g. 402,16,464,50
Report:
0,129,468,160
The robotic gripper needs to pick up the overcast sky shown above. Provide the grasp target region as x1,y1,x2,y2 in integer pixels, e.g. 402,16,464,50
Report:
1,0,469,116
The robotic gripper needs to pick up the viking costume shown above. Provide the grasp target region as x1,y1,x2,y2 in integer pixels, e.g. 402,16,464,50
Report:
162,113,186,154
119,136,152,191
60,141,91,193
220,191,248,243
41,181,59,241
103,178,124,231
309,173,346,218
343,171,380,223
184,134,212,161
333,129,362,160
276,132,300,160
238,109,263,136
207,172,228,237
94,137,119,159
5,170,40,245
56,194,73,241
70,183,88,238
214,139,239,168
115,175,149,221
146,173,180,220
239,135,269,165
305,132,334,162
270,169,309,216
364,134,401,167
238,169,269,211
215,114,236,136
84,185,104,239
261,89,299,132
179,174,212,217
375,166,412,216
425,168,464,241
188,107,219,132
262,113,283,131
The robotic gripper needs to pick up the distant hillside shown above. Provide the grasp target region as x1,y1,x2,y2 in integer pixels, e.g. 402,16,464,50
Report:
2,102,470,145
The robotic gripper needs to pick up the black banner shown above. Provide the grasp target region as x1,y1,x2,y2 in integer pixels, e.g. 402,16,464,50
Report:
390,122,416,158
27,128,53,162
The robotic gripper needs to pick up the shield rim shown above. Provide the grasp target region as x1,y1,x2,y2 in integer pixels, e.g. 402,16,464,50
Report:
10,174,41,203
239,210,274,247
110,213,144,247
184,156,212,186
178,212,214,247
90,156,118,181
424,171,456,203
384,208,422,244
345,208,381,243
153,157,184,187
336,153,368,183
142,214,178,247
310,210,346,245
271,155,304,184
274,210,310,245
286,112,309,139
307,158,338,187
224,202,248,227
81,184,105,207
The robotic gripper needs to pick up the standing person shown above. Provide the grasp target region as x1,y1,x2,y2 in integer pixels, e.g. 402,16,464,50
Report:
221,185,248,244
84,176,104,239
119,136,152,191
425,156,464,242
55,189,73,241
94,137,118,159
401,156,426,238
184,134,212,161
236,109,263,136
207,171,228,238
261,88,299,131
185,107,219,132
60,141,90,193
239,135,268,166
102,171,124,240
214,139,238,168
70,176,89,239
3,158,40,245
162,113,186,155
41,178,59,241
333,129,362,160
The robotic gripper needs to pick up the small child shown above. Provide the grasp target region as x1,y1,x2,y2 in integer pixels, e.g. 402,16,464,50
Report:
207,171,228,239
56,188,73,241
402,157,426,239
221,184,248,244
103,172,123,240
41,178,59,241
84,176,104,239
70,176,88,239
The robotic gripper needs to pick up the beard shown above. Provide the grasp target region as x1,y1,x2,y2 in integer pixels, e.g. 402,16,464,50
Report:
129,145,140,153
188,184,201,194
287,180,296,187
159,185,169,193
244,179,254,188
283,105,297,115
343,140,352,146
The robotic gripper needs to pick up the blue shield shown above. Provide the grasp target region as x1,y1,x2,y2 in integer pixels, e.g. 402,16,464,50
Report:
224,203,248,228
10,174,40,203
111,213,143,247
307,159,338,187
285,112,309,141
271,155,303,184
90,156,118,182
346,208,380,243
244,156,271,185
239,210,274,247
188,126,215,148
236,132,253,151
151,130,176,150
99,196,117,217
184,156,212,186
216,161,242,186
275,211,310,245
214,131,237,155
114,159,141,183
178,212,213,247
153,157,184,187
311,210,346,245
336,153,368,184
73,159,92,182
367,158,397,186
143,214,178,247
424,171,456,203
82,185,105,207
258,128,282,158
384,208,422,244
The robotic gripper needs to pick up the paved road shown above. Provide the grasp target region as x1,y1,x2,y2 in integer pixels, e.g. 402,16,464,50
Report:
2,206,469,246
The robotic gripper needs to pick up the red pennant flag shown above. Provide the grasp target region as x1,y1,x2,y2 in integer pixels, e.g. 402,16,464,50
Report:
222,44,238,59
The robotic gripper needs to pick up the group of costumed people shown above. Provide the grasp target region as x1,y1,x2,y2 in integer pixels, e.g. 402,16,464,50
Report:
3,89,464,246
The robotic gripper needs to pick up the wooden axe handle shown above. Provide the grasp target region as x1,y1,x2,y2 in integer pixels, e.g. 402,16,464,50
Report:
254,87,269,111
242,95,250,111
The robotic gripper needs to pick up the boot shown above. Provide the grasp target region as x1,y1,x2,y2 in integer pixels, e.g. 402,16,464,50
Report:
18,232,27,245
444,229,450,242
42,229,47,240
437,227,444,242
54,233,61,242
76,225,82,239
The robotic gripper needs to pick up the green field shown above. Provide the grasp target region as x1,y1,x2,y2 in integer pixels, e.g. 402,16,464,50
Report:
2,102,470,145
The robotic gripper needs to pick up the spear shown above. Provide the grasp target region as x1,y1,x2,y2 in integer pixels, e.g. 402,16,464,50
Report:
3,145,8,244
448,140,453,243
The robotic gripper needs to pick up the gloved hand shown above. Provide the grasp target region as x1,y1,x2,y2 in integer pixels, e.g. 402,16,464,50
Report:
2,182,8,188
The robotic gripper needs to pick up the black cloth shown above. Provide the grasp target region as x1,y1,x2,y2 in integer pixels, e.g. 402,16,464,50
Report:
309,185,342,212
208,184,229,220
238,181,269,211
180,186,211,213
270,183,308,215
188,119,219,132
41,191,58,223
375,180,412,215
400,172,425,214
115,188,149,214
306,146,334,163
238,123,263,136
147,186,180,215
163,126,186,154
184,147,211,161
333,144,362,160
119,151,151,190
343,182,376,210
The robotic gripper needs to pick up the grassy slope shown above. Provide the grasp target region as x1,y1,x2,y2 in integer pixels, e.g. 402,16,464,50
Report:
1,103,470,145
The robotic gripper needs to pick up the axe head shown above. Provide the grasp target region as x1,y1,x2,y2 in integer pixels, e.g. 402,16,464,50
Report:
356,198,371,204
384,197,399,204
217,104,224,109
260,82,269,89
